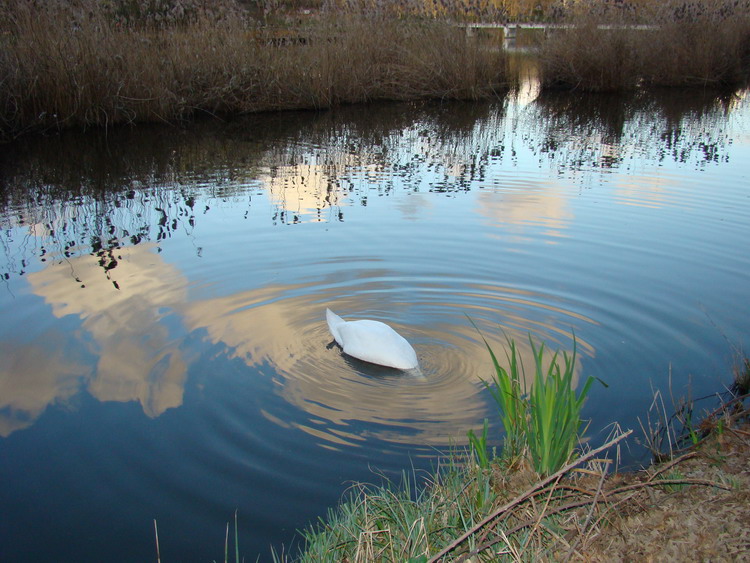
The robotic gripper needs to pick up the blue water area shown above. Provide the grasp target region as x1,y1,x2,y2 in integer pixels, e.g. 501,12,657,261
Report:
1,89,749,561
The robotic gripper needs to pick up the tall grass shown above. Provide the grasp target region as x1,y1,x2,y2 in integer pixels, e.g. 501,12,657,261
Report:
643,7,750,87
287,463,501,562
475,332,526,461
477,333,599,476
538,23,642,91
527,338,596,476
2,0,748,138
0,0,513,140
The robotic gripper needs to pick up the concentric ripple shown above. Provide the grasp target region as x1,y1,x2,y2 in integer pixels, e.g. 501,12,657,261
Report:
180,269,597,448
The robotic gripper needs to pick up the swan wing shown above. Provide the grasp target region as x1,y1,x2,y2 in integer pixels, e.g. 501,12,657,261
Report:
338,319,419,370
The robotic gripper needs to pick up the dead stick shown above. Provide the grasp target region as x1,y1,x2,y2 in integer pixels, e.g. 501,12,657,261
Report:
702,392,749,421
427,429,633,563
648,451,698,479
611,478,731,494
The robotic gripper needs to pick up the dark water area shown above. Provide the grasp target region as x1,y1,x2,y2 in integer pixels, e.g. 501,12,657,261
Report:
1,87,749,561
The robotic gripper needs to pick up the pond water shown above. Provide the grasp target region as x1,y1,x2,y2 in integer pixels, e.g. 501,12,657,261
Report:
1,87,749,561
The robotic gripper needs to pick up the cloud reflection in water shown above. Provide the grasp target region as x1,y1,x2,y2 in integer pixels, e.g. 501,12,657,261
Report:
23,243,188,425
8,240,592,448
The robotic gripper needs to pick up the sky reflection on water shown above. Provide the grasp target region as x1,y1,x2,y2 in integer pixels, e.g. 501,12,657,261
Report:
0,89,748,561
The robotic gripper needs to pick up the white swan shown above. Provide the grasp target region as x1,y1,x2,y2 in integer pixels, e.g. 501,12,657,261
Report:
326,308,419,370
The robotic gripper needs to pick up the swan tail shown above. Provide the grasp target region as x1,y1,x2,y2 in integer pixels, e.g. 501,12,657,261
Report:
326,308,346,347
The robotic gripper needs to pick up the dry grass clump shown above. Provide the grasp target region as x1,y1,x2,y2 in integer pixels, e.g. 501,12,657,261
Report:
0,0,243,30
326,0,506,22
539,0,750,91
0,0,512,140
632,0,750,87
538,23,641,91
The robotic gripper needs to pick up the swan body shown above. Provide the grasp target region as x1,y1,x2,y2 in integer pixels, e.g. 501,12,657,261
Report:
326,308,419,370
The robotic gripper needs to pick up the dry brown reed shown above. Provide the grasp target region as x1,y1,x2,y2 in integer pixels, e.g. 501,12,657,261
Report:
637,0,750,87
538,23,641,91
0,0,512,140
539,0,750,91
4,0,749,138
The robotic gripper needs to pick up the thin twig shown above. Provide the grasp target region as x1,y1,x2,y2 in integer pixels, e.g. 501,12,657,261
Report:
703,392,750,420
648,451,698,479
520,473,564,560
609,478,731,495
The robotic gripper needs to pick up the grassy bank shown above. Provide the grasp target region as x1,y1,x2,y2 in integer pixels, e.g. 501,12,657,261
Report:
278,339,750,561
0,0,512,140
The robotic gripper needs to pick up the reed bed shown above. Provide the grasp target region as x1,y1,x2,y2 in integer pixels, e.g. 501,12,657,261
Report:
539,0,750,91
3,0,750,138
0,0,512,140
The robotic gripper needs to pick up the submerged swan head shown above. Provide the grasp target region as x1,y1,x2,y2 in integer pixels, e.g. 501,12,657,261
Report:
326,308,419,370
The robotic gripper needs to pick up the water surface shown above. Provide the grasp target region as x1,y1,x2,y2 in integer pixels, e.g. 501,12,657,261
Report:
1,89,748,561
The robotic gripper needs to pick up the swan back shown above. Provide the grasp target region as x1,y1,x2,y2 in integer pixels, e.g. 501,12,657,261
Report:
326,308,419,370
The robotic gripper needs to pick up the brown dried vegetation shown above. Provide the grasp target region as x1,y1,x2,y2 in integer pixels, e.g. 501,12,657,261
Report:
583,398,750,561
2,0,750,138
0,0,512,140
539,0,750,91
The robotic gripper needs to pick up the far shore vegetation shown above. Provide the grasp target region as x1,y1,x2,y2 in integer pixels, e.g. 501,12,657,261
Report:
2,0,750,141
